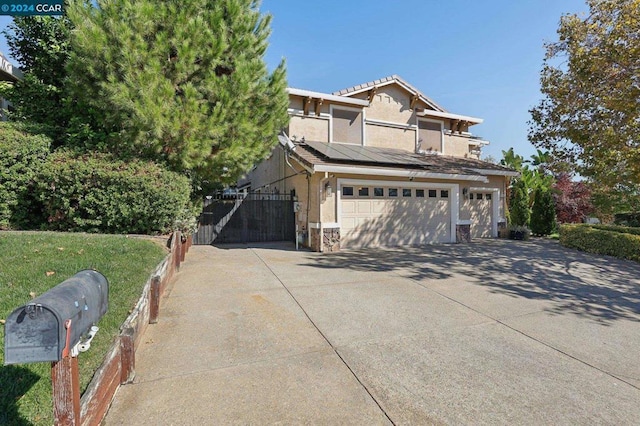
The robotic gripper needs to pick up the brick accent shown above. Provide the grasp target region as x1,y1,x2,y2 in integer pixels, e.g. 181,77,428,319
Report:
456,224,471,243
323,228,341,252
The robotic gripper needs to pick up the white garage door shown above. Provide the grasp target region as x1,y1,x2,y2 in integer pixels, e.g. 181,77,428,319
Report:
340,184,451,249
469,191,493,238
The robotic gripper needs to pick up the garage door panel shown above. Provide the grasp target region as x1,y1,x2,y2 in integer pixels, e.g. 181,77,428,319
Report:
340,186,451,249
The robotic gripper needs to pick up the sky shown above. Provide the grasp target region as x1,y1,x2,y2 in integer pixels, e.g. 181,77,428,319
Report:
1,0,588,162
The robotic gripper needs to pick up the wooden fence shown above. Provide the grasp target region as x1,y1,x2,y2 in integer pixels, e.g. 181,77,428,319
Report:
53,232,192,425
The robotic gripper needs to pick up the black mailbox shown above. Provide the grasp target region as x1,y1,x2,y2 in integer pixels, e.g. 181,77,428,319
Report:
4,270,108,365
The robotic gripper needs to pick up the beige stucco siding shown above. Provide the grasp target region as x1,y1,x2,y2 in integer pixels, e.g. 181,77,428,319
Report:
356,86,416,124
365,123,416,151
289,115,329,143
458,175,506,221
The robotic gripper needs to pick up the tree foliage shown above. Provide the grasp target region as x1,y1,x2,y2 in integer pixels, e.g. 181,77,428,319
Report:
66,0,289,188
553,172,594,223
0,14,73,141
529,0,640,206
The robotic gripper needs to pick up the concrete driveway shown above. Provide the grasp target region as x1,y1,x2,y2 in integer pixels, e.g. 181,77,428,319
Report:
104,239,640,425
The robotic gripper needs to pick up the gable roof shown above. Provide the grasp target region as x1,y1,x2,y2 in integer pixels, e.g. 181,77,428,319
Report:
290,141,518,181
332,74,446,112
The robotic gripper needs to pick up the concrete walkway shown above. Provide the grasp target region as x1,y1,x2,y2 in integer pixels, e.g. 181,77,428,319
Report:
104,239,640,425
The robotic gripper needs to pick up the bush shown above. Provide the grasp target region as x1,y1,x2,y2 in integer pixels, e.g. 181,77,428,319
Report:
530,189,556,236
35,151,192,234
509,179,530,227
614,212,640,227
0,122,51,229
559,224,640,262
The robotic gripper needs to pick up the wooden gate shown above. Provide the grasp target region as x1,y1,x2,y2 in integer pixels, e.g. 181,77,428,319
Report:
193,193,295,245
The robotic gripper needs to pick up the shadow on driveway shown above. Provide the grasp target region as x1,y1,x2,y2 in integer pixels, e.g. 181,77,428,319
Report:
301,239,640,324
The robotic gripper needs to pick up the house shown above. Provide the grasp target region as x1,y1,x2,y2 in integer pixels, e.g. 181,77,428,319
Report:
238,75,517,251
0,51,23,121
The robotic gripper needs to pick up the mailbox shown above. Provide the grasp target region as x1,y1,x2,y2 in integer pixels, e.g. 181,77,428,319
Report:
4,270,108,365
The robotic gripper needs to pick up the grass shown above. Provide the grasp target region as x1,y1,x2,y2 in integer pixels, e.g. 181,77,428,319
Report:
0,231,168,426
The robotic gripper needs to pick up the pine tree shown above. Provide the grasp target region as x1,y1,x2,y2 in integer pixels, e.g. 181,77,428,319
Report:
530,188,556,236
509,179,530,227
66,0,289,189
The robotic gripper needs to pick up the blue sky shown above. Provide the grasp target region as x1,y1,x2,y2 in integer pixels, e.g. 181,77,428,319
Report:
1,0,588,161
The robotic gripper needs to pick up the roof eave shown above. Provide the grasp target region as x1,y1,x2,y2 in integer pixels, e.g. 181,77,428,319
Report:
287,88,369,107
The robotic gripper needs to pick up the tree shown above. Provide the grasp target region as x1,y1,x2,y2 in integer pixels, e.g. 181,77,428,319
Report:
553,173,594,223
510,179,530,227
530,188,556,235
529,0,640,208
66,0,289,189
0,14,74,142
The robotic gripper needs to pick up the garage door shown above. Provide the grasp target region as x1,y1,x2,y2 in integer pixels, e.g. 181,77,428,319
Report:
340,184,451,249
469,191,493,238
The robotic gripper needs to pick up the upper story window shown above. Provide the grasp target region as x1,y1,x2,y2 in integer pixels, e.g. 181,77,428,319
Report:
418,119,443,153
331,106,363,145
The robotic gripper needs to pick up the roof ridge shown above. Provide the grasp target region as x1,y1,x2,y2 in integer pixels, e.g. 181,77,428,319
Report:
332,75,446,112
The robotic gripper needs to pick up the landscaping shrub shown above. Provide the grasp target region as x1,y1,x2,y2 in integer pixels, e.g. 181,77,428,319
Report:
530,188,556,236
0,122,51,229
614,212,640,227
509,179,530,227
35,151,191,234
559,224,640,262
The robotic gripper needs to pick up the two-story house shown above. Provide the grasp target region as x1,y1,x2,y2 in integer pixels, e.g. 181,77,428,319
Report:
239,75,517,251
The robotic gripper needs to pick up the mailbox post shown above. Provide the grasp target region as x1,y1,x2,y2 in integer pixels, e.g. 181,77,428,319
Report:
4,269,109,426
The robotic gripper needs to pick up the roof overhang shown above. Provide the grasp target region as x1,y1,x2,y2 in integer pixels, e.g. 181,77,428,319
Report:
313,164,488,182
417,109,483,124
472,168,519,177
287,88,369,107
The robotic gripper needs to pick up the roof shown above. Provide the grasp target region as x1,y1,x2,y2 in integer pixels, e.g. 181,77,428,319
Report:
291,141,518,179
332,74,446,112
286,88,369,107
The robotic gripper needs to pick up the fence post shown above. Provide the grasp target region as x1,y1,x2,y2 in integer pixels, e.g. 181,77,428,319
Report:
52,356,81,425
119,327,135,385
149,275,161,324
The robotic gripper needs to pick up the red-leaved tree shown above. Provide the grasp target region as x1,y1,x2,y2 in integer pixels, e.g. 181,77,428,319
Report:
553,173,594,223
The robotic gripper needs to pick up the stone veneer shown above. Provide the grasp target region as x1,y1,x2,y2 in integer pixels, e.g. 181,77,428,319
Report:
456,224,471,243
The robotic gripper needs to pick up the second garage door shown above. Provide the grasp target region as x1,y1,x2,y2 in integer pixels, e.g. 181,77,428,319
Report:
340,184,451,249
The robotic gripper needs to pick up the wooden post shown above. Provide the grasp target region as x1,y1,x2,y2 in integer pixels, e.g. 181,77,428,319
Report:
52,356,81,425
119,327,135,385
149,275,161,324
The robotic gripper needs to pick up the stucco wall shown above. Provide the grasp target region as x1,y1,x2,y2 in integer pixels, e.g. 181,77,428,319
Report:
289,115,329,143
365,123,416,151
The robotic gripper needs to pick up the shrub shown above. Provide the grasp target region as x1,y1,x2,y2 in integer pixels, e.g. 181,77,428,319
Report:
509,179,530,226
0,122,51,229
614,212,640,227
559,224,640,262
35,151,191,234
530,188,556,236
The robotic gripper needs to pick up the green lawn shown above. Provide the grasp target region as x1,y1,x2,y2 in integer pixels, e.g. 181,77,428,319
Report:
0,232,168,425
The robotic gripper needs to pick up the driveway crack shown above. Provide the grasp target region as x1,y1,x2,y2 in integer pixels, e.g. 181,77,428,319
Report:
251,248,396,425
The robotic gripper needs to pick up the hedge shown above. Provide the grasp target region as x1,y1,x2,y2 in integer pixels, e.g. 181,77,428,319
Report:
0,122,51,229
35,151,192,234
559,224,640,262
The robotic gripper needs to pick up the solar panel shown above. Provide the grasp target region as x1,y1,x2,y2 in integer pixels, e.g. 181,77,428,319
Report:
304,141,429,167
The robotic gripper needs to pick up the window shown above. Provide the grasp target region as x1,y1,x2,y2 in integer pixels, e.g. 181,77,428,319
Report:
486,193,492,200
416,189,425,198
403,188,412,197
469,193,474,200
428,189,437,198
358,187,369,197
477,193,483,200
418,119,443,152
374,187,384,197
388,188,398,197
332,107,363,144
343,186,354,196
441,190,449,198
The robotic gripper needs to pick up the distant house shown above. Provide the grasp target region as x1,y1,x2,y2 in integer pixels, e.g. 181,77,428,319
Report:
239,75,517,251
0,51,23,121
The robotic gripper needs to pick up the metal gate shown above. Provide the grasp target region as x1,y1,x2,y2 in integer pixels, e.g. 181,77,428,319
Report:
193,193,295,245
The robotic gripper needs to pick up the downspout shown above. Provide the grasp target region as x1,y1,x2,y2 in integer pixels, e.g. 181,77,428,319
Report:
319,172,330,252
